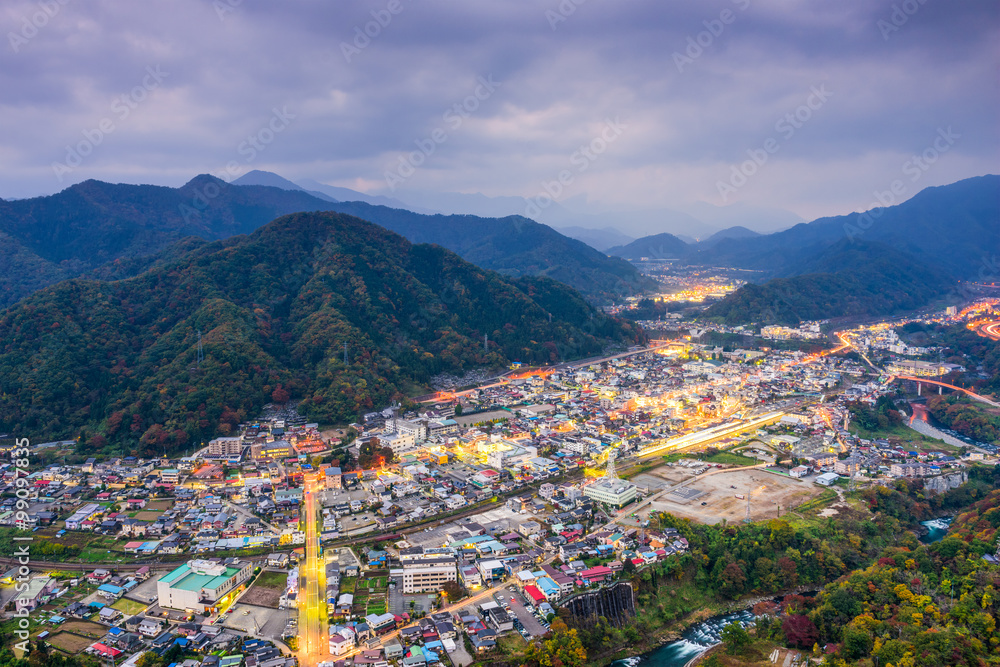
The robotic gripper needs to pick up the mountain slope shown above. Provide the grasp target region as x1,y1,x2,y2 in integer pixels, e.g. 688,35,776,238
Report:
0,212,642,454
312,199,656,303
702,241,953,324
606,232,689,260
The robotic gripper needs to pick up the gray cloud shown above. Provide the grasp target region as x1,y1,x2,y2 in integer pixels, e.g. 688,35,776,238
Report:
0,0,996,220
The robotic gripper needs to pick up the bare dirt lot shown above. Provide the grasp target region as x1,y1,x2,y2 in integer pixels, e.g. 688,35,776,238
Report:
57,620,106,637
46,632,94,653
145,500,174,511
240,572,285,608
636,466,826,525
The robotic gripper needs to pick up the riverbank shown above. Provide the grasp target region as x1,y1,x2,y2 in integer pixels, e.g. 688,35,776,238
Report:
592,586,819,667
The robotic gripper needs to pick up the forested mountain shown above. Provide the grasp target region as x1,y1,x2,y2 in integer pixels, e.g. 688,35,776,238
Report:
0,212,642,454
0,175,651,307
0,175,333,309
316,199,656,303
702,241,953,324
606,232,689,260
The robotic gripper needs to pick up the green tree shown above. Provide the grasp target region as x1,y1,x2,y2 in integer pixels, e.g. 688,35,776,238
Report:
721,622,751,655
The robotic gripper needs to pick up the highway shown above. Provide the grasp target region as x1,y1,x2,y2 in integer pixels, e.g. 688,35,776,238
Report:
419,341,673,403
297,473,327,666
975,318,1000,341
893,375,1000,408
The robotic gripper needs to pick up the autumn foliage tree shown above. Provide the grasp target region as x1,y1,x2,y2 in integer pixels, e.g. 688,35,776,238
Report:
526,618,587,667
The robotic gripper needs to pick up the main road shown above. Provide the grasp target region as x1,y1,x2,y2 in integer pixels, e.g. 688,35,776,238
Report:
298,472,327,666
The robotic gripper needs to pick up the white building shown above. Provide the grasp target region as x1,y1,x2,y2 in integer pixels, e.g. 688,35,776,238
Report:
156,559,253,612
814,472,840,486
401,555,457,593
583,478,637,507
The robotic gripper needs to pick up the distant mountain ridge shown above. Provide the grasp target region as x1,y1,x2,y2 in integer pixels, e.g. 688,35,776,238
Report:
0,211,642,452
687,175,1000,281
702,240,954,324
606,232,689,260
0,174,653,308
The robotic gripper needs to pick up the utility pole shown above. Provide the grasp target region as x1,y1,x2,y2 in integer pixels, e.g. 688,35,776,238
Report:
197,330,204,366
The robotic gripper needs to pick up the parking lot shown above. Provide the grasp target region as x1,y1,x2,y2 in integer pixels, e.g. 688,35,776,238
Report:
501,586,548,638
124,575,160,603
223,602,291,640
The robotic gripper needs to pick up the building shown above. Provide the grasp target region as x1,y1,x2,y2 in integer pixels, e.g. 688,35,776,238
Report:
15,577,56,612
891,462,932,478
156,559,253,612
208,437,244,458
325,466,343,490
789,465,810,478
815,472,840,486
835,455,864,475
401,555,457,594
886,359,964,377
250,440,295,460
583,478,637,507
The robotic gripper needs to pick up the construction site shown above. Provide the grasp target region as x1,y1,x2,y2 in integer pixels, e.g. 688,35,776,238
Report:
626,464,827,526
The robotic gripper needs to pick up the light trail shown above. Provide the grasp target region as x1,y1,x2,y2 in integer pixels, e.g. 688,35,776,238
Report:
297,473,327,666
638,410,787,458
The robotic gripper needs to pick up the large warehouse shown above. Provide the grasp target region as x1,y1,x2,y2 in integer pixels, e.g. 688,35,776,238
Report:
156,558,253,613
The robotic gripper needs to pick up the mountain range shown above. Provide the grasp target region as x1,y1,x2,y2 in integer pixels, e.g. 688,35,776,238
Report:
0,211,642,453
0,174,652,309
607,175,999,323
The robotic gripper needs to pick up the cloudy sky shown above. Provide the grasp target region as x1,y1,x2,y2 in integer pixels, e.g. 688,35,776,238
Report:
1,0,997,219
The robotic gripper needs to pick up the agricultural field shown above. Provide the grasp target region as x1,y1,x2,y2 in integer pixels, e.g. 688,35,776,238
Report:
111,597,147,615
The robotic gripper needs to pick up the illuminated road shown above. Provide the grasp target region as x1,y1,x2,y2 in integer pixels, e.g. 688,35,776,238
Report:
298,473,327,666
976,319,1000,341
419,342,673,403
638,410,787,458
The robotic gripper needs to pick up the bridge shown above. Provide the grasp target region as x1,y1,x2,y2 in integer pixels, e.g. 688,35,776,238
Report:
894,375,1000,408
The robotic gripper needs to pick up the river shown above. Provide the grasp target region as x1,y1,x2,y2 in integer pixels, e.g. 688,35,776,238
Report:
919,517,953,543
609,610,755,667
